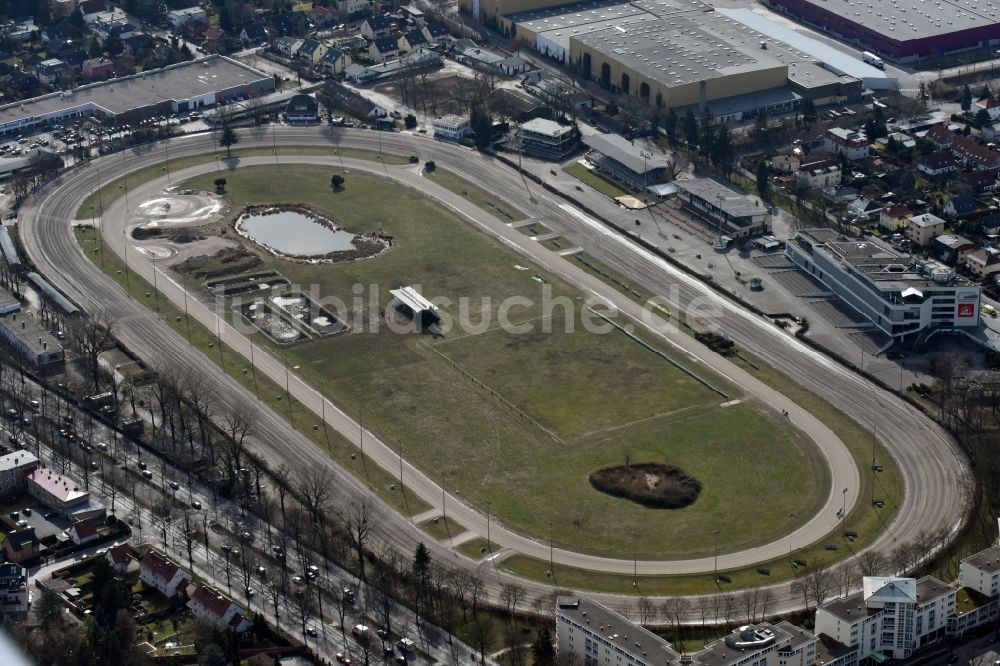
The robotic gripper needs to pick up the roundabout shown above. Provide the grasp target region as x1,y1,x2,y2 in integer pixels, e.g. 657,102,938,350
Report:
17,127,972,616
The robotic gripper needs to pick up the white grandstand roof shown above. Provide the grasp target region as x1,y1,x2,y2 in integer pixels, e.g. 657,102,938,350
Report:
390,287,436,313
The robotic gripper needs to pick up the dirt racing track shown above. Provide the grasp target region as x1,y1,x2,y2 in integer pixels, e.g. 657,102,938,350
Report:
16,127,972,617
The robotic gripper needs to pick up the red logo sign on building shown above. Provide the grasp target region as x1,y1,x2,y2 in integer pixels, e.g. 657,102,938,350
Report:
957,303,975,318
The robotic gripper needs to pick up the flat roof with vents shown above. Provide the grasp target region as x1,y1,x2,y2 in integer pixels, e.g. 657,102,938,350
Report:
962,544,1000,574
572,12,790,88
765,0,1000,56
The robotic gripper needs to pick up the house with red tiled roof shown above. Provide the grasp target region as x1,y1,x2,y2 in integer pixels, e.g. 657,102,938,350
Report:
67,517,98,546
105,543,135,574
187,585,251,634
917,150,956,177
139,549,190,598
925,124,955,149
879,203,912,231
975,97,1000,121
951,136,1000,169
960,170,998,195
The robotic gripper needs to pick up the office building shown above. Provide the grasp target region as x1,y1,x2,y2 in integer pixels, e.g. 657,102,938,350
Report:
517,118,579,160
675,178,771,237
786,229,981,340
0,313,63,370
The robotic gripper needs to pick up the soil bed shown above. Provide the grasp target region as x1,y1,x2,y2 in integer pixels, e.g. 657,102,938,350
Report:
589,462,702,509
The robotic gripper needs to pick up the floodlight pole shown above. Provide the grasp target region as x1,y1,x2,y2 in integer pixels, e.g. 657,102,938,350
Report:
632,530,640,588
842,488,849,537
713,529,721,576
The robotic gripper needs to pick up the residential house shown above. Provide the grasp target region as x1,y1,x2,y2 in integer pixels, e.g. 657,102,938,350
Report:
951,136,1000,169
431,115,471,141
975,97,1000,121
67,517,98,546
0,563,27,612
907,213,946,246
34,59,67,85
343,63,377,84
879,203,912,231
953,545,1000,636
398,30,426,52
139,549,191,598
269,13,300,37
3,528,39,563
495,56,528,76
41,23,77,43
187,585,251,634
297,38,328,64
274,36,303,58
88,10,129,37
311,5,338,27
0,450,38,499
285,93,319,122
797,159,841,191
935,234,976,264
77,0,106,24
401,5,426,27
771,154,801,173
824,127,869,160
369,37,399,62
963,247,1000,279
361,15,393,40
421,21,449,43
926,123,956,149
122,33,154,58
848,196,882,221
945,195,978,219
239,23,269,44
960,170,998,195
321,47,349,75
202,26,225,51
50,40,87,67
106,543,134,574
336,0,371,19
917,150,956,177
82,57,114,80
168,7,207,29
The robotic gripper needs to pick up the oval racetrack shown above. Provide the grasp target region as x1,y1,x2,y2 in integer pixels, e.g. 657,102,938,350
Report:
18,126,972,617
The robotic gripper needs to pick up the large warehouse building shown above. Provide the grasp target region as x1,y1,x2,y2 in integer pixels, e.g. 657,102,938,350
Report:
0,56,275,136
763,0,1000,61
494,0,861,118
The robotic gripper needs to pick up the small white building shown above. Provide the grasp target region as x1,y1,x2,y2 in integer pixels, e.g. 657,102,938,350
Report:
168,7,207,29
431,115,470,141
0,450,38,500
824,128,870,161
188,585,251,634
139,550,191,598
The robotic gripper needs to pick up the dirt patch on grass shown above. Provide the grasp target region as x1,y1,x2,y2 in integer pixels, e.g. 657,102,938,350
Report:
589,462,701,509
176,246,263,279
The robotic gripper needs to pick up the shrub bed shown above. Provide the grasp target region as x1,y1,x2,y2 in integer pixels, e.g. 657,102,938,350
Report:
589,462,701,509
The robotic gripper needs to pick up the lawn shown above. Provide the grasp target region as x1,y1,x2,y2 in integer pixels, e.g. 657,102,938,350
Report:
418,516,465,542
75,146,408,220
457,537,494,561
75,225,431,519
565,162,630,198
424,167,527,222
164,164,827,560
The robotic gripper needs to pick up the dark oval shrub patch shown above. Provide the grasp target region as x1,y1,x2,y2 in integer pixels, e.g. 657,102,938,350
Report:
589,462,701,509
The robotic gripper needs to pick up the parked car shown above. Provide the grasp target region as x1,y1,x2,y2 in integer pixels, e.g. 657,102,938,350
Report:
141,470,153,480
191,500,202,510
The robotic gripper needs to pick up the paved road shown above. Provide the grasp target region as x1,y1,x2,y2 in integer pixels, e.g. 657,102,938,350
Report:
17,127,971,618
8,373,486,665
